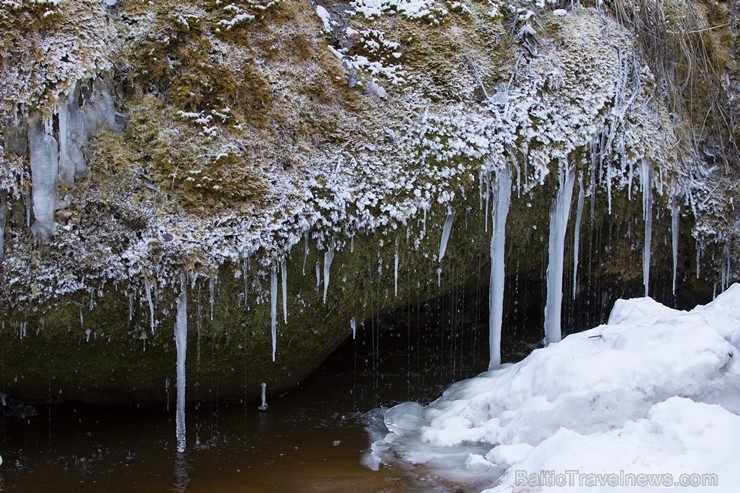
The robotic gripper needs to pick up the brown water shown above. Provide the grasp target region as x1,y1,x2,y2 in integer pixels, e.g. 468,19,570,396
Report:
0,297,517,493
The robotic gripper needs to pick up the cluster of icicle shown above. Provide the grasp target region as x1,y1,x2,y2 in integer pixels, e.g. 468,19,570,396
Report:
19,79,120,241
479,154,686,370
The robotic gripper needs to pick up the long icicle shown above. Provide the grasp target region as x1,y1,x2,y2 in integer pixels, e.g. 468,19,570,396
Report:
544,164,576,345
270,265,278,362
572,174,585,299
488,166,512,369
394,237,399,297
641,161,653,297
438,208,455,262
145,281,156,333
280,257,288,323
671,195,680,297
242,259,249,309
175,272,188,454
323,245,335,304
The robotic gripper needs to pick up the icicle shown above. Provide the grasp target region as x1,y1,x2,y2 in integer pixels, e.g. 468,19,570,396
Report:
478,171,485,211
484,172,491,233
696,240,701,279
606,164,613,214
572,174,585,299
422,204,428,235
242,260,249,309
394,238,399,297
209,276,215,321
438,208,455,262
350,235,355,253
640,161,653,297
280,257,287,323
488,166,512,369
0,194,6,259
302,234,309,276
721,243,731,292
145,281,156,333
175,272,188,454
258,382,268,411
58,81,88,185
128,292,134,321
28,113,59,240
315,261,321,291
350,317,357,340
436,267,442,287
544,164,576,345
671,196,680,296
323,246,334,304
270,265,278,362
24,189,31,229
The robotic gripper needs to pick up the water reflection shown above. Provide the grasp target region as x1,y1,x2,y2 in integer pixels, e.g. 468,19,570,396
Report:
173,453,189,493
0,285,514,492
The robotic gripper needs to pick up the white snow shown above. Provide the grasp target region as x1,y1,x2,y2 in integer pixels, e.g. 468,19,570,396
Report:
315,5,332,33
367,284,740,492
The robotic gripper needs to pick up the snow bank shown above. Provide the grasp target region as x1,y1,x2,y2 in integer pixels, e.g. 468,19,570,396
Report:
365,284,740,491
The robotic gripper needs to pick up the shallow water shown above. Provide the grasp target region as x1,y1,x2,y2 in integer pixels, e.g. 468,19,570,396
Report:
0,296,514,493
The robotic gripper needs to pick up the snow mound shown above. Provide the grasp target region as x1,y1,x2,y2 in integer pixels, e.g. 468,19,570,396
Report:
365,284,740,491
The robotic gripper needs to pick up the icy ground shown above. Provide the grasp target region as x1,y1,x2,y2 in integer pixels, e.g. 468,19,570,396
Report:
365,284,740,492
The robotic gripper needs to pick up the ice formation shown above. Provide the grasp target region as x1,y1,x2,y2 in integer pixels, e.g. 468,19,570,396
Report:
572,174,585,299
145,281,156,333
641,161,653,297
323,246,335,304
488,166,511,369
394,238,399,297
58,82,88,186
258,382,268,411
671,196,680,296
367,284,740,492
174,272,188,454
270,265,278,362
28,115,59,241
438,209,455,262
543,165,576,344
242,260,249,308
0,197,6,259
280,258,287,323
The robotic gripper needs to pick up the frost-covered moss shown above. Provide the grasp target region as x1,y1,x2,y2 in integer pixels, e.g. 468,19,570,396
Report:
0,0,736,402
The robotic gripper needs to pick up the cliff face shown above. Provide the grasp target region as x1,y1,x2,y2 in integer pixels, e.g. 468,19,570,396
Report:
0,0,737,404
